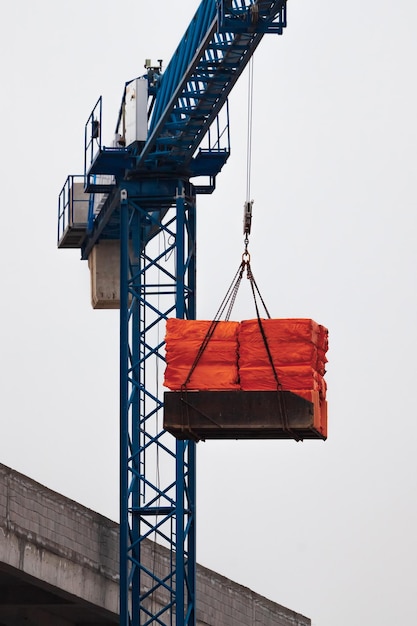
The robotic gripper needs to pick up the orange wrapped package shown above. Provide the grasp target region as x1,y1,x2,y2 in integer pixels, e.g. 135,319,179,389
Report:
239,318,327,346
164,317,328,398
238,319,328,438
239,364,326,395
164,318,239,390
239,339,321,368
238,318,328,399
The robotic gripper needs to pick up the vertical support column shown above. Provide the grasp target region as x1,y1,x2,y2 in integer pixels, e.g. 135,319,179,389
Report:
119,189,129,626
186,187,197,626
120,188,142,626
176,184,186,625
175,182,197,625
119,182,197,626
131,206,142,624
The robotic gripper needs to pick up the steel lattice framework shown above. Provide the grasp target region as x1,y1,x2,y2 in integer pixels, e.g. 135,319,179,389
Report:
119,182,197,625
58,2,288,624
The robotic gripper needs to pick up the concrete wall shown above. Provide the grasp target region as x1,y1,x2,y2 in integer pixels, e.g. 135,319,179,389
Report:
0,463,310,626
0,463,119,624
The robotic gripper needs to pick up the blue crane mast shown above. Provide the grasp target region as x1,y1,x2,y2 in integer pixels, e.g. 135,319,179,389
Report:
57,2,288,624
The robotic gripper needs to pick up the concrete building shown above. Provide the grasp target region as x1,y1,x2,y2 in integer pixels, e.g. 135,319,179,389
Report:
0,463,310,626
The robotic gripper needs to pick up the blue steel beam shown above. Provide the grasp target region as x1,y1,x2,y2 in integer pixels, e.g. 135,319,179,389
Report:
119,182,197,626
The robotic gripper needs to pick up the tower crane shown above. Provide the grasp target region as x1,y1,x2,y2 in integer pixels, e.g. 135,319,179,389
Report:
58,2,288,624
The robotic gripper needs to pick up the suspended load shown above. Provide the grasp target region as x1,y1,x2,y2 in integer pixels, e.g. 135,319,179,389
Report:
164,207,329,442
163,317,328,442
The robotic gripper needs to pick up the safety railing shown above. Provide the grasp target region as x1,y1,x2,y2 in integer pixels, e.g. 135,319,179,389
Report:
57,175,89,248
84,97,103,178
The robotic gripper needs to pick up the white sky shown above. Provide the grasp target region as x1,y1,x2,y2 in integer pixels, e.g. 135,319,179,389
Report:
1,2,417,625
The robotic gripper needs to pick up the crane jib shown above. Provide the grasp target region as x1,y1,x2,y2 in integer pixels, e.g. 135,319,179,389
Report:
140,0,287,172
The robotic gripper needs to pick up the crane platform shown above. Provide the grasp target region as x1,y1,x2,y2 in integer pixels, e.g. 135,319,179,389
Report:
164,390,327,442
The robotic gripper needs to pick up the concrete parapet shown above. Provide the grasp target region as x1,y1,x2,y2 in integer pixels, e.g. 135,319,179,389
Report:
0,463,310,626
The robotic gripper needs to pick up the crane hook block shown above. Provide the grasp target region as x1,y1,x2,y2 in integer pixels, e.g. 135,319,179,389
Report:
243,200,253,235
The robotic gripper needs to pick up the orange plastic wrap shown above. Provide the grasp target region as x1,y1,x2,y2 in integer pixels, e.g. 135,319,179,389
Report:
164,317,328,397
164,319,239,390
238,318,328,399
239,365,325,394
163,365,239,390
239,318,328,348
239,340,322,368
165,318,239,341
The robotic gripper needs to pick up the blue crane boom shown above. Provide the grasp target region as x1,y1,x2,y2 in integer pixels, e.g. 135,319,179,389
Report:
78,0,287,259
141,0,286,172
57,2,288,625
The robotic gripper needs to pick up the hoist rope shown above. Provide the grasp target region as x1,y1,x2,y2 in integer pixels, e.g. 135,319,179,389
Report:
245,57,255,204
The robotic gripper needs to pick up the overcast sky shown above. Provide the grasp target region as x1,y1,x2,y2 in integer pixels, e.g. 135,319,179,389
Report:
1,2,417,625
